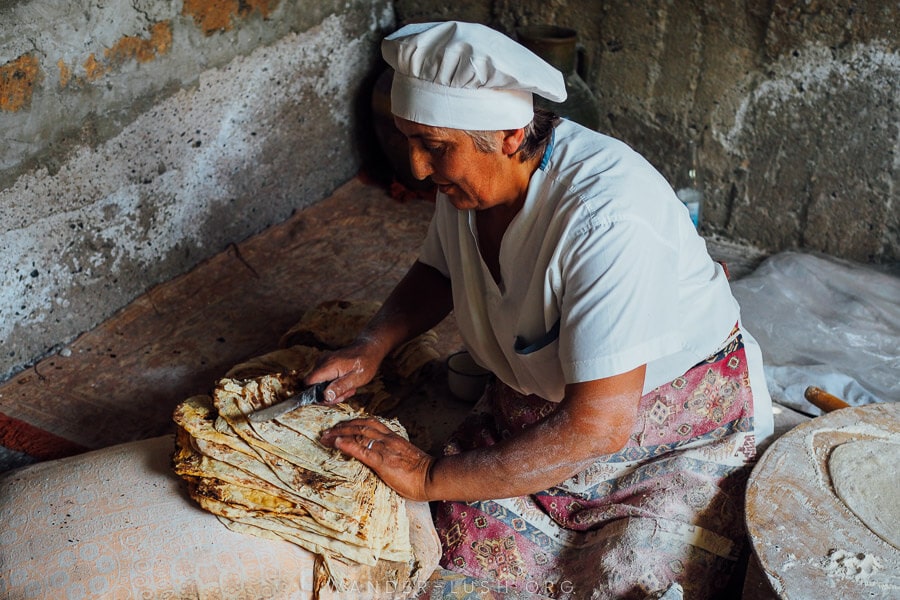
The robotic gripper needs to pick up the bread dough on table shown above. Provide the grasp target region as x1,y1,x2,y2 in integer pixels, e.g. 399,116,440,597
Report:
829,439,900,550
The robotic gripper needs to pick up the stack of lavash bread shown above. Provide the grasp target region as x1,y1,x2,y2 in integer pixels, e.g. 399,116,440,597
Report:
172,300,442,596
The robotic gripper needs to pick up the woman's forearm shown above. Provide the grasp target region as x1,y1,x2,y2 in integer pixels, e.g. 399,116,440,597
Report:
425,411,598,500
424,367,645,501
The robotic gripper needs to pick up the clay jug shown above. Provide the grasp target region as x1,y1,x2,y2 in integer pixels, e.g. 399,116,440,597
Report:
515,25,601,130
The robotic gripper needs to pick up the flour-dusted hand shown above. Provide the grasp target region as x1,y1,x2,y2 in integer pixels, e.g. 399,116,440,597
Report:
304,337,387,404
321,417,434,502
304,262,453,406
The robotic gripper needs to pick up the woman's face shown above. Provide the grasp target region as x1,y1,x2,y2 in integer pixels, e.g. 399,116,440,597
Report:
394,117,512,211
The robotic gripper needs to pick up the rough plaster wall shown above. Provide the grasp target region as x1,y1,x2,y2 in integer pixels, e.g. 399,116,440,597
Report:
715,41,898,260
1,0,392,183
0,0,396,381
395,0,899,262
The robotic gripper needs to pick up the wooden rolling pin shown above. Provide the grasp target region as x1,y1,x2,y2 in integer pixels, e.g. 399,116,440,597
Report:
804,386,850,413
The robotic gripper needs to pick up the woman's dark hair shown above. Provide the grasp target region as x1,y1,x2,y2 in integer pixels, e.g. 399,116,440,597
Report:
516,108,560,161
464,108,561,161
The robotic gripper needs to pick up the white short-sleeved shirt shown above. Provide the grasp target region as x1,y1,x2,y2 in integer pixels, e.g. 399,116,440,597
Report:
419,120,759,412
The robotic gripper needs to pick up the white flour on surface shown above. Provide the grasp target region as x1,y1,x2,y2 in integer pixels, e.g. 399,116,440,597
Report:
821,549,883,581
749,405,900,598
804,423,899,493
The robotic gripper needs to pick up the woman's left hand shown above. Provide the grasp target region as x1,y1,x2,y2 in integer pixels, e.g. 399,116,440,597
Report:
320,417,434,501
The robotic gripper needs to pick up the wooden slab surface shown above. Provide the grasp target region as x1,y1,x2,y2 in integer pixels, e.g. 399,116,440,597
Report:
746,402,900,599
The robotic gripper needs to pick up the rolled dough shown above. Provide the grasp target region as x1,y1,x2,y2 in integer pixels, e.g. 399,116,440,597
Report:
829,439,900,550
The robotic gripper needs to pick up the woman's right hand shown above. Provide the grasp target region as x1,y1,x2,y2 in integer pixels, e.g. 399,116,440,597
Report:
304,336,387,404
303,261,453,404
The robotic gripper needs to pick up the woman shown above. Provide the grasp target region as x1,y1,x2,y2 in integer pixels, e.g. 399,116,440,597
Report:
314,21,773,600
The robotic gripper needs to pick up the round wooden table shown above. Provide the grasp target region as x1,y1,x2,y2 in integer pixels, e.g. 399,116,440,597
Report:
746,402,900,599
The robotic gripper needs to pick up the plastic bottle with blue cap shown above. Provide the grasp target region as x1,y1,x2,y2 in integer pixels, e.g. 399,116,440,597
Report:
675,140,703,229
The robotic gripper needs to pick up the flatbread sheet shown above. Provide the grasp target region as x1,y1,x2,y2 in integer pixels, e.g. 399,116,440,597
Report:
172,300,443,595
172,371,414,592
829,439,900,549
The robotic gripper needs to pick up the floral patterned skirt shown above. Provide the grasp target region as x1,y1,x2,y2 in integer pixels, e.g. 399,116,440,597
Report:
433,331,758,600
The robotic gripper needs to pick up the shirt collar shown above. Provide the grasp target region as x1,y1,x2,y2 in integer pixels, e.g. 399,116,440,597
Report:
539,128,556,171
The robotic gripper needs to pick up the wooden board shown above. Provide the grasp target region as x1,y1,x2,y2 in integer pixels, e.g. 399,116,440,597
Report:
746,403,900,599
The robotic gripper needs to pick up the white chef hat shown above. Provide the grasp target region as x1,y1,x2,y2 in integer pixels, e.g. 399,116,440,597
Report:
382,21,567,130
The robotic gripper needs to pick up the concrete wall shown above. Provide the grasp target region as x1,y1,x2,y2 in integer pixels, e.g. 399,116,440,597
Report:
396,0,899,262
0,0,395,381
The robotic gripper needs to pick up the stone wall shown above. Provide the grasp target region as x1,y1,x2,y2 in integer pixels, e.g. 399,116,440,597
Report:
395,0,899,262
0,0,395,381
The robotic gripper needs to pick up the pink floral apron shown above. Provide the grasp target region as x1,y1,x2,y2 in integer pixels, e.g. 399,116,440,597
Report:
433,329,758,599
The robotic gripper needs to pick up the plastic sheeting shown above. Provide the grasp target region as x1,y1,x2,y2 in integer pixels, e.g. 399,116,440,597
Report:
730,251,900,416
